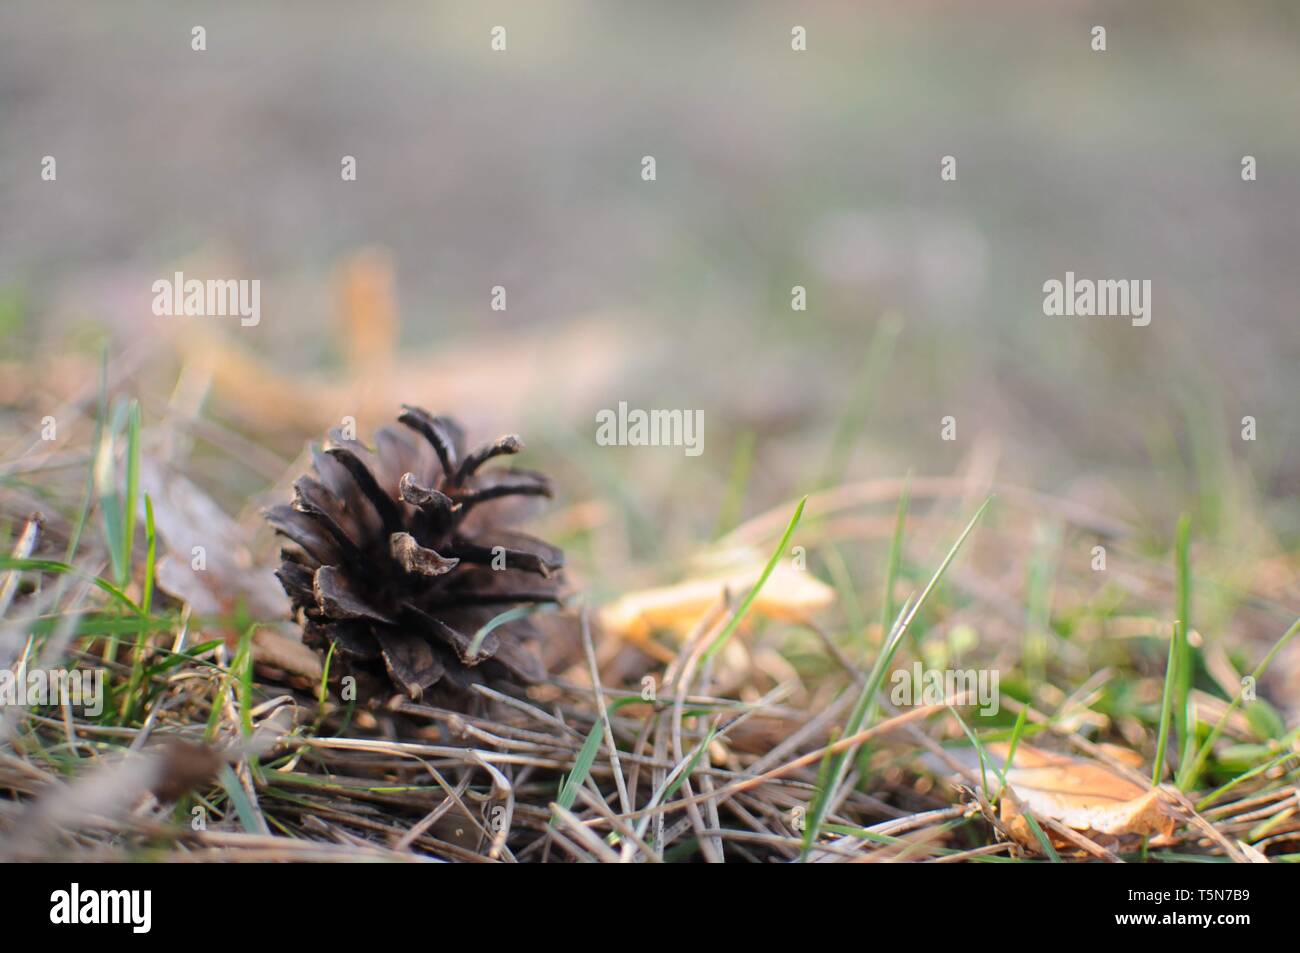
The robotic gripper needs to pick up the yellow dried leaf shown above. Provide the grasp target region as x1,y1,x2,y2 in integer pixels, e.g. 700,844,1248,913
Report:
992,742,1176,848
1095,742,1146,769
600,559,835,642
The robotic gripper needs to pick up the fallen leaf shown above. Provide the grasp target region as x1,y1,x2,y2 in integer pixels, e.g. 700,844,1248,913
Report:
599,553,835,644
1095,742,1146,770
141,460,321,679
986,742,1176,849
141,459,287,622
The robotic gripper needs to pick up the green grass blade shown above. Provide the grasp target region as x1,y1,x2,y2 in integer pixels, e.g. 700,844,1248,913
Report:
0,556,142,615
94,402,127,585
467,603,543,659
553,696,639,821
1197,745,1299,811
702,495,807,665
317,639,338,713
801,495,992,858
998,705,1029,799
140,493,156,614
1152,621,1180,784
1173,514,1192,751
1179,615,1300,790
1022,812,1061,862
217,764,264,834
855,477,910,779
233,625,256,738
882,476,911,652
120,400,141,587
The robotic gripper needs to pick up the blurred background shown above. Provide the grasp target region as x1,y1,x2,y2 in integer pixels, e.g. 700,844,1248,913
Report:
1,0,1298,587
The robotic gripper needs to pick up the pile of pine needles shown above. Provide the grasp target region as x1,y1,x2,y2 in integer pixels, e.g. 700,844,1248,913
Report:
1,361,1298,863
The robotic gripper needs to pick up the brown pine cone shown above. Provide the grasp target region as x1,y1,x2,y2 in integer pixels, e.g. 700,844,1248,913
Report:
267,406,564,704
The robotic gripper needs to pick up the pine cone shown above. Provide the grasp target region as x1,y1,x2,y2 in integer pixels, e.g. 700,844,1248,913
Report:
267,406,564,703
